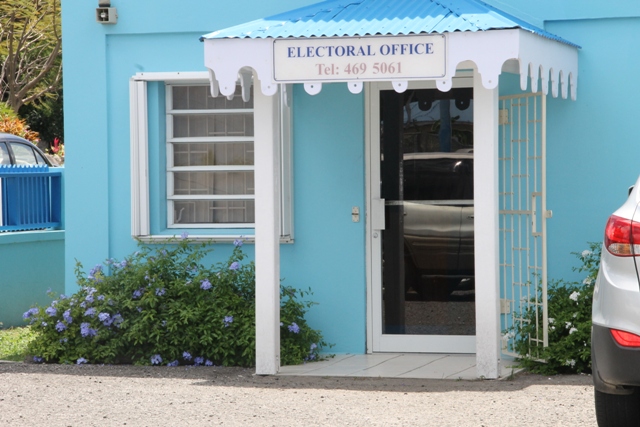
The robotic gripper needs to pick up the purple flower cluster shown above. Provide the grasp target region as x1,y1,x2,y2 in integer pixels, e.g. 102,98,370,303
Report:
63,309,73,324
180,351,212,367
111,313,124,327
22,308,39,319
98,312,111,326
84,307,96,317
150,354,163,365
55,321,66,332
88,264,102,281
155,288,166,297
233,239,243,247
224,316,234,327
80,322,97,338
132,289,143,299
167,360,179,367
229,262,240,271
304,343,319,362
180,231,189,240
45,306,57,317
191,357,213,367
33,356,43,363
288,322,300,334
200,279,212,291
76,357,87,365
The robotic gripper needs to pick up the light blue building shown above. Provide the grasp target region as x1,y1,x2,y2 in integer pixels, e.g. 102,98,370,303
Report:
61,0,638,377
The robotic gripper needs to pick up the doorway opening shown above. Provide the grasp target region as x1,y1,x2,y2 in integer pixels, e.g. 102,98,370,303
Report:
369,81,476,353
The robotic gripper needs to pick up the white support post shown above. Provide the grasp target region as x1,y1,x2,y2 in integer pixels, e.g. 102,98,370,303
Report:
253,82,281,375
473,68,501,379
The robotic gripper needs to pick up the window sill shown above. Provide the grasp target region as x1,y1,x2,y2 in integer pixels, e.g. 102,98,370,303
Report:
134,234,293,244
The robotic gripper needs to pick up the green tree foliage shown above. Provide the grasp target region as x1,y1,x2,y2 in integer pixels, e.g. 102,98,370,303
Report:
19,87,63,148
0,0,62,113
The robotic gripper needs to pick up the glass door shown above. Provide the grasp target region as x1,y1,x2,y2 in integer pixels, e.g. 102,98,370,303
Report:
369,80,476,353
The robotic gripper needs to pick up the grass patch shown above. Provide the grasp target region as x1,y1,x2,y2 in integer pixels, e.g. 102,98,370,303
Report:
0,325,37,361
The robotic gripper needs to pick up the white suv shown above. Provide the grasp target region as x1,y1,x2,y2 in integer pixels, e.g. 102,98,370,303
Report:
592,174,640,426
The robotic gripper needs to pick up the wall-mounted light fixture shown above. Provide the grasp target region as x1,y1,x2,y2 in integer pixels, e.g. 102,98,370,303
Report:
96,0,117,24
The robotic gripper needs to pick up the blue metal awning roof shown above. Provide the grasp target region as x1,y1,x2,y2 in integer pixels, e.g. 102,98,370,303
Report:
201,0,579,48
202,0,579,100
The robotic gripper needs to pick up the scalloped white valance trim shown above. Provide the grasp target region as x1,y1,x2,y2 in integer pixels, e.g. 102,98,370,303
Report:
204,28,577,101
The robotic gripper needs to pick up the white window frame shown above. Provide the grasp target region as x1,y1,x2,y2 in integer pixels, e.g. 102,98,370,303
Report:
130,71,293,243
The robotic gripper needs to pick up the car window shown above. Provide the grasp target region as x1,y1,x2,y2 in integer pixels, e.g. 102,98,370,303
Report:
10,142,38,165
0,142,10,165
404,158,473,201
32,149,48,165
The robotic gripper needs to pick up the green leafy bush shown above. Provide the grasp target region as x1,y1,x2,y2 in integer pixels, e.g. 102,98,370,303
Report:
508,243,600,374
24,237,329,366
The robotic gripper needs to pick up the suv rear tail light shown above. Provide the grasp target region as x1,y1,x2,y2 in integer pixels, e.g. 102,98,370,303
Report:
604,215,640,256
611,329,640,347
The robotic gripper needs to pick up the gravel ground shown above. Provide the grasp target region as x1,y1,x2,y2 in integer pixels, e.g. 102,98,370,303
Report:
0,362,596,426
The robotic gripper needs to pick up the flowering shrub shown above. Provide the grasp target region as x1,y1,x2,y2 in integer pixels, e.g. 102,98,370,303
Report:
0,111,39,142
49,136,64,158
24,237,329,366
507,243,600,374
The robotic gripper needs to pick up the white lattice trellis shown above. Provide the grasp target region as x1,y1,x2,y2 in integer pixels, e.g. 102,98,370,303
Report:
499,92,549,359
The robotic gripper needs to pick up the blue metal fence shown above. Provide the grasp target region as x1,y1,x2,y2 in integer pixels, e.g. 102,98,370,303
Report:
0,165,62,232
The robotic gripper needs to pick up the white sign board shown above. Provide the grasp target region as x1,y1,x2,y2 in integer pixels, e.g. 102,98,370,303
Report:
273,35,446,82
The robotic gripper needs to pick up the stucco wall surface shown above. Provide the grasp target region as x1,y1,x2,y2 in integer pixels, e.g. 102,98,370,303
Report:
0,231,65,328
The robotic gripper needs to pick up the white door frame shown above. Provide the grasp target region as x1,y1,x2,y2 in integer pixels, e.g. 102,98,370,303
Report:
365,77,477,355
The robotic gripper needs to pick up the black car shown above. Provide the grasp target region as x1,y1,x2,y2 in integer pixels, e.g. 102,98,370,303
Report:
0,133,52,166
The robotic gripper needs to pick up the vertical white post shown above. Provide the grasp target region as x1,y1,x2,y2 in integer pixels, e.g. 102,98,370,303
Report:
253,81,281,375
473,69,501,379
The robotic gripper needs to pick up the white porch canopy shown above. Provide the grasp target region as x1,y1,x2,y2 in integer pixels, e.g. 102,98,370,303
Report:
204,29,578,101
203,0,579,100
201,0,579,378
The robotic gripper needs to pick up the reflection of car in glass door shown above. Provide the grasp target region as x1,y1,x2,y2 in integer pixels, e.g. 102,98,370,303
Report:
403,151,474,300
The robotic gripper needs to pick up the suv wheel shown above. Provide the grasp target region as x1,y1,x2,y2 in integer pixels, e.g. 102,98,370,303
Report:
595,389,640,427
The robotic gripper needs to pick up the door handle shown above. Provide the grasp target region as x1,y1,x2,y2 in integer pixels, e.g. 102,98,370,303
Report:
372,198,386,230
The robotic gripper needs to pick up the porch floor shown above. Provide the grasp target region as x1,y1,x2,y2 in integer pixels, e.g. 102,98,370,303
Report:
279,353,520,380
